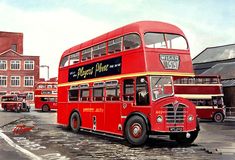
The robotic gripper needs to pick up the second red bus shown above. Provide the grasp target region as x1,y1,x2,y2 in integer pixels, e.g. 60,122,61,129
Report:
34,81,58,112
174,75,225,122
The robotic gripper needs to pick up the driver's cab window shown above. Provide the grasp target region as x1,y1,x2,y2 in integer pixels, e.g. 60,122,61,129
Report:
136,77,149,106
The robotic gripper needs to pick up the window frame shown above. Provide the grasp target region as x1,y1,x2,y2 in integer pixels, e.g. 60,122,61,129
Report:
0,75,7,87
108,37,122,54
24,60,34,70
123,33,141,50
68,85,79,102
123,79,134,101
81,48,92,62
69,52,80,65
0,60,7,70
144,32,188,50
92,42,106,58
10,76,20,87
10,60,21,70
24,76,34,87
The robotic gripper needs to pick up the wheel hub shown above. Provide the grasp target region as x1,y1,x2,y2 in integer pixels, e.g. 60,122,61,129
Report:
130,123,142,138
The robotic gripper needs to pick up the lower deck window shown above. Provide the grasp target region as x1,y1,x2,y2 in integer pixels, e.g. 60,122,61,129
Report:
80,89,90,101
93,88,104,101
69,89,78,101
106,87,120,101
40,97,57,102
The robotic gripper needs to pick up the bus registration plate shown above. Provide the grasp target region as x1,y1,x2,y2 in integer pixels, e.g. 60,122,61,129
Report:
160,54,180,70
169,127,183,132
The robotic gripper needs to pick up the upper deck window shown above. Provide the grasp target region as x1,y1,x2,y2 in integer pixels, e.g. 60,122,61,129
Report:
108,37,122,54
144,33,188,50
92,43,106,58
123,34,141,50
70,52,80,65
82,48,92,61
60,56,69,67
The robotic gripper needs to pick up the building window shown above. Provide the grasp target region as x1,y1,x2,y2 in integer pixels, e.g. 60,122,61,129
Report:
0,60,7,70
11,44,17,52
24,76,34,87
24,60,34,70
0,76,7,86
11,60,20,70
25,92,34,100
11,76,20,87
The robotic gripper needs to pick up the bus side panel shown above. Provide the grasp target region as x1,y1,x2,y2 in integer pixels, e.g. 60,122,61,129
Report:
80,103,92,129
57,102,69,125
196,108,214,119
34,97,41,109
122,51,146,74
90,103,105,131
57,86,69,125
105,102,122,135
175,86,222,94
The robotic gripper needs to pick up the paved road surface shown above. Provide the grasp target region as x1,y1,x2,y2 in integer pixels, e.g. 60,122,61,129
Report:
0,109,235,160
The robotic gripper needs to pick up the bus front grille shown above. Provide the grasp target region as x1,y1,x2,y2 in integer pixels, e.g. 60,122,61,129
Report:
165,104,186,124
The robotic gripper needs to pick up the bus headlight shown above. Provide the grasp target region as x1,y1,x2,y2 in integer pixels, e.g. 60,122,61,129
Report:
188,115,194,122
157,116,163,123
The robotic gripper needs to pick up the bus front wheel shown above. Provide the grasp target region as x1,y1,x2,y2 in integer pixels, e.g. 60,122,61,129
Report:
70,112,81,133
125,115,148,146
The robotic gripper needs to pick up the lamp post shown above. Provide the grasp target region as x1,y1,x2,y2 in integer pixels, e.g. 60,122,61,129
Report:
40,65,49,81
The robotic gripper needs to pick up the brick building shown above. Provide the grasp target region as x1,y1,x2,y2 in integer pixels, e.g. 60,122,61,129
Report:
0,31,23,54
0,31,40,103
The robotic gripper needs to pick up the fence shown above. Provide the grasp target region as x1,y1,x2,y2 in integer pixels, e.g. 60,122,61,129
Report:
226,106,235,116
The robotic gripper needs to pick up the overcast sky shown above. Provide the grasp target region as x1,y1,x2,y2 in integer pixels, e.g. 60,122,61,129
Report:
0,0,234,79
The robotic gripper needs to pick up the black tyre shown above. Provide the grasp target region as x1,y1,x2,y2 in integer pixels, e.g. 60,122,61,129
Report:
174,119,200,145
42,104,50,112
70,112,81,133
125,115,148,146
174,130,199,145
213,112,224,123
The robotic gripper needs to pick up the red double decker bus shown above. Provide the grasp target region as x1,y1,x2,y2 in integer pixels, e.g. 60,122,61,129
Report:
34,81,58,112
174,75,225,122
57,21,199,146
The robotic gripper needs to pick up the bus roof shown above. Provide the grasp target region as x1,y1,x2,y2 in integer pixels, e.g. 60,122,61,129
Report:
62,21,185,58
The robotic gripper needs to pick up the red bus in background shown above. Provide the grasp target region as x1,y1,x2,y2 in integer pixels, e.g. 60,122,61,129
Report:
174,75,225,122
57,21,199,146
34,81,58,112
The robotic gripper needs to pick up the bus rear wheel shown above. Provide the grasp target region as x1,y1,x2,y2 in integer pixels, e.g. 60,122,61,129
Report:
213,112,224,123
42,104,50,112
70,112,81,133
125,115,148,146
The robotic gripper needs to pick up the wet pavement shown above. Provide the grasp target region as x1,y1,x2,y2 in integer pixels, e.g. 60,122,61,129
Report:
0,110,235,160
